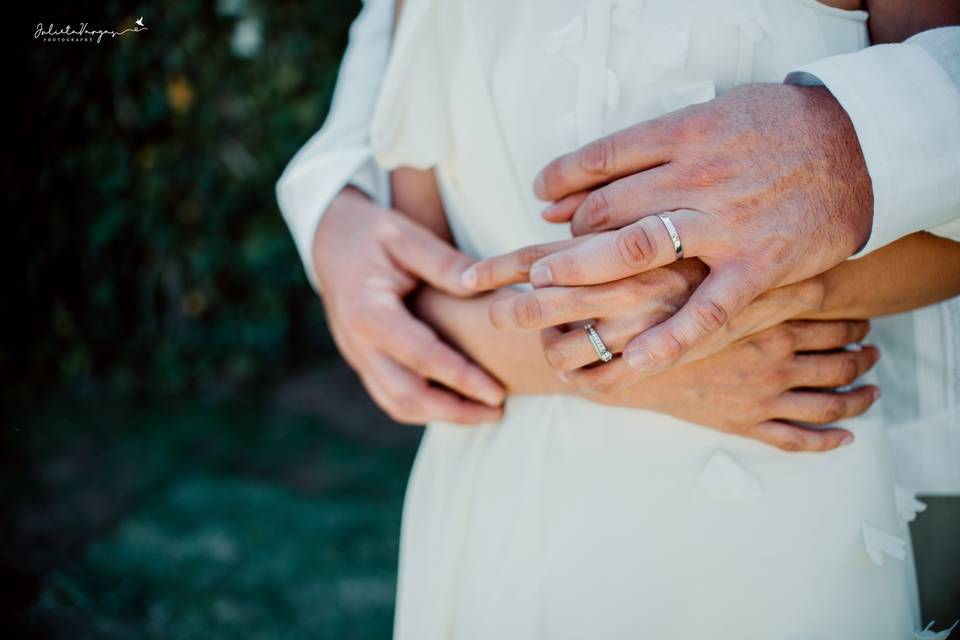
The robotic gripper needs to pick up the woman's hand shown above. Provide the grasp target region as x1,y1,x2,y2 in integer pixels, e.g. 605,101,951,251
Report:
415,281,879,451
599,319,880,452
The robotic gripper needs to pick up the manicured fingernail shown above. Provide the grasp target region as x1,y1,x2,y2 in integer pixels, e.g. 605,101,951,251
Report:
624,348,654,370
530,264,553,287
841,434,855,447
460,267,478,289
533,171,547,199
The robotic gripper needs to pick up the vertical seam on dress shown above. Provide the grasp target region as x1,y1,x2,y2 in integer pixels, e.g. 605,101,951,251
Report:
577,0,613,145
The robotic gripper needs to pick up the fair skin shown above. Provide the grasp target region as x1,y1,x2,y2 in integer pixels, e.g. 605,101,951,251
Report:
312,1,959,443
460,3,959,377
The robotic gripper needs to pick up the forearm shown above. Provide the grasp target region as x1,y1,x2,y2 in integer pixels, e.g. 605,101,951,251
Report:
802,232,960,320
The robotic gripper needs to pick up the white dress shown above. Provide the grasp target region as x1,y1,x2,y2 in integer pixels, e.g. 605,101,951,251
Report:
370,1,923,638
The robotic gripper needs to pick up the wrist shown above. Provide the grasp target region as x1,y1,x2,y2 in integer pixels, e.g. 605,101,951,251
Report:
312,187,377,295
789,274,828,318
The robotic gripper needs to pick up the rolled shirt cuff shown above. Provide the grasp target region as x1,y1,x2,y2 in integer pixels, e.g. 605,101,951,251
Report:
786,43,960,257
276,148,388,291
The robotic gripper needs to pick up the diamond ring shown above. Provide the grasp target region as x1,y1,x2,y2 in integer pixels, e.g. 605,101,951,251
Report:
584,323,613,363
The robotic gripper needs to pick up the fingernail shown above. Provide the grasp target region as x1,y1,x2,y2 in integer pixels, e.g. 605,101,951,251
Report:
558,371,570,383
841,433,855,447
541,202,559,219
624,348,654,370
871,387,882,401
460,267,478,290
530,264,553,287
533,171,547,199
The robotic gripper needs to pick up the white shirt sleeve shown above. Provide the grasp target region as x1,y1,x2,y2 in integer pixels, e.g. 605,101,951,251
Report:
275,0,394,289
785,26,960,256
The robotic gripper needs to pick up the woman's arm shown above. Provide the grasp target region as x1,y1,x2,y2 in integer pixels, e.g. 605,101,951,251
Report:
866,0,960,44
802,231,960,319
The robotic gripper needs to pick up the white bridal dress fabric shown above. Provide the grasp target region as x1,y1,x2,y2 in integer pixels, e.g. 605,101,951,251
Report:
370,1,932,638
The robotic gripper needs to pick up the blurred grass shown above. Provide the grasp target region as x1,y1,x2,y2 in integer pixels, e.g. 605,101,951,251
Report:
3,383,418,639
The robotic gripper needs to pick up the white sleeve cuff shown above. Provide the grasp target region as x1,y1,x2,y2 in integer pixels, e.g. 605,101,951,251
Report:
786,41,960,257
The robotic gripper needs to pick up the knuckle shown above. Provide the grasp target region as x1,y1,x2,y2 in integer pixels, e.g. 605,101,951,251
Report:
583,190,611,227
769,324,797,353
660,329,688,361
543,342,571,371
769,365,791,388
693,299,729,336
845,321,865,344
511,295,544,329
579,137,616,177
837,357,860,385
516,245,549,270
776,434,807,452
615,225,656,270
817,398,845,424
682,157,725,187
763,235,792,263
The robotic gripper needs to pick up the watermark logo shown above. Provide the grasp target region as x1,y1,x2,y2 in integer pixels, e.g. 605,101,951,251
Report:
35,17,148,44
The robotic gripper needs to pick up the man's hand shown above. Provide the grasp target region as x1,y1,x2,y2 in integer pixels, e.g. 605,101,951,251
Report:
600,319,881,452
314,187,504,425
512,83,873,375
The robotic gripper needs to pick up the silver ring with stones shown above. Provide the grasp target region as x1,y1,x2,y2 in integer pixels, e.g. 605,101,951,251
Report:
584,323,613,363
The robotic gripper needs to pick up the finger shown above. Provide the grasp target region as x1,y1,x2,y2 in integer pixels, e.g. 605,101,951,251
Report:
533,121,674,201
566,166,684,236
382,214,478,297
788,319,872,351
364,353,504,425
542,316,666,371
789,347,880,388
743,421,854,453
487,286,611,332
529,212,704,287
542,191,590,223
771,386,880,425
564,357,641,395
369,307,505,406
460,237,585,291
623,265,764,372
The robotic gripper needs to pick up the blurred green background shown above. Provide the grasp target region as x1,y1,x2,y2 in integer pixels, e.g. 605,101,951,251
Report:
6,1,421,637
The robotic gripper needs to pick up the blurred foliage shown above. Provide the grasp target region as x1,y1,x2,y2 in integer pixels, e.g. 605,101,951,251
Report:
2,396,414,638
9,0,362,399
